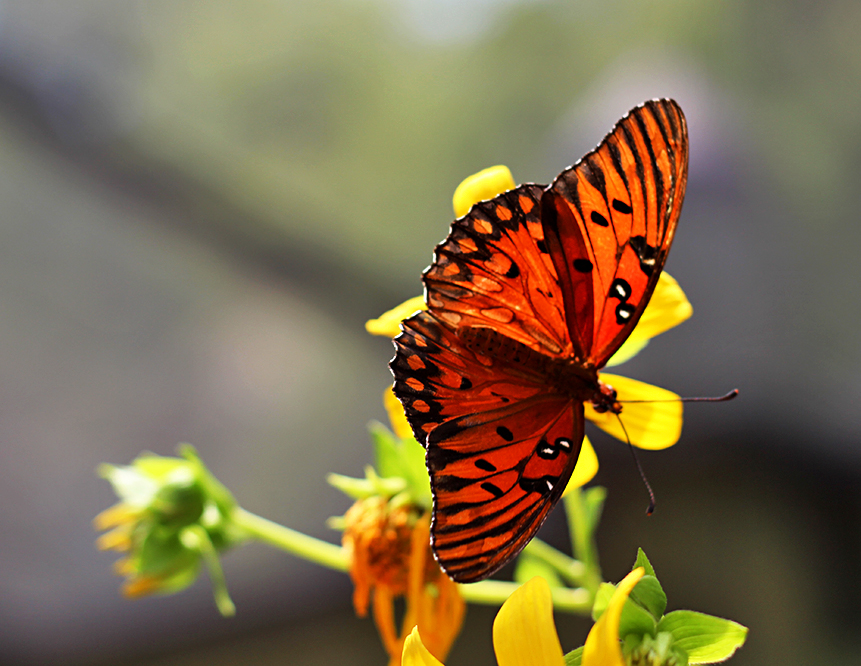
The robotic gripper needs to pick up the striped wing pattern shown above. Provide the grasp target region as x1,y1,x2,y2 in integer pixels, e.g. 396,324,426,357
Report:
391,99,688,582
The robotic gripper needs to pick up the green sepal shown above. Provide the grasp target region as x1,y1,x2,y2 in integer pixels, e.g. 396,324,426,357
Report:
624,631,689,666
630,575,667,620
618,594,658,639
657,611,748,664
135,529,202,594
564,646,583,666
368,421,432,509
513,552,564,588
327,467,407,501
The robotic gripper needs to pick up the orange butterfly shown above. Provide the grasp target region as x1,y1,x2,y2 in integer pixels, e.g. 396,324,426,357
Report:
391,99,688,583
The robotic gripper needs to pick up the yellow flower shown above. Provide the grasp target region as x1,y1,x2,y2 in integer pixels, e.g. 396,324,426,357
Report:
367,167,690,490
583,568,645,666
403,570,643,666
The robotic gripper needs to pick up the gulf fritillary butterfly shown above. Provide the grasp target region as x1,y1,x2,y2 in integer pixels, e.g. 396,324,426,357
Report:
390,99,688,583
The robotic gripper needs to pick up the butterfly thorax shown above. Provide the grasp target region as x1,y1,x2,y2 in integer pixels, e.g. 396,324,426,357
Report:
457,325,622,413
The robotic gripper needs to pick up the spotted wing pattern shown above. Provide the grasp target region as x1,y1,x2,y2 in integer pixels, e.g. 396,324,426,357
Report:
391,99,688,582
542,99,688,366
422,184,573,359
392,311,583,582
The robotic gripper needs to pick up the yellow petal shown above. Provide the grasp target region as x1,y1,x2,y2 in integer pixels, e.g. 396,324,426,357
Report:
493,577,565,666
403,626,446,666
95,527,132,552
605,272,692,367
452,165,516,218
562,436,598,495
366,296,426,338
384,386,416,442
583,568,645,666
92,502,136,531
585,374,682,450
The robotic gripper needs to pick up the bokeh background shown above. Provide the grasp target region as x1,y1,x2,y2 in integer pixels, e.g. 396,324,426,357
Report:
2,1,860,664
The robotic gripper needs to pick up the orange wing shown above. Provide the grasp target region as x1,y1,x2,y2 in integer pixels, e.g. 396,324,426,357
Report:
391,99,688,583
422,184,574,359
392,311,582,582
542,99,688,366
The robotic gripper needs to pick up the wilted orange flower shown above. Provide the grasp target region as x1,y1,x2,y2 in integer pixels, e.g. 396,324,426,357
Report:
342,496,464,666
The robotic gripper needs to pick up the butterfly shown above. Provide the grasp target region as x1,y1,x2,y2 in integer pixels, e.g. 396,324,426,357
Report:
390,99,688,583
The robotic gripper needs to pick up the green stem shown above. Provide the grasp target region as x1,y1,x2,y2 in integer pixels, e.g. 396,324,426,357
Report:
459,579,592,614
184,525,236,617
563,488,603,596
232,507,349,572
522,538,587,586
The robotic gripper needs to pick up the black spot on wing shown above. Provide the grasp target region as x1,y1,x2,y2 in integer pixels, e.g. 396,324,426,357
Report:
496,426,514,442
573,258,593,273
590,211,610,227
612,199,633,214
475,458,497,472
480,481,504,498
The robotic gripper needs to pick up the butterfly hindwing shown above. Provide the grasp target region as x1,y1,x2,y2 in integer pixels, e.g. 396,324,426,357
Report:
542,99,688,366
392,311,552,445
427,395,583,582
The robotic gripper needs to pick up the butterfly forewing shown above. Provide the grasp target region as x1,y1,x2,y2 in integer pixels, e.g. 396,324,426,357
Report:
543,99,688,367
422,185,573,359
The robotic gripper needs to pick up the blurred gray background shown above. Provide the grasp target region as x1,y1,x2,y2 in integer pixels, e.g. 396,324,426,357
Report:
1,1,860,664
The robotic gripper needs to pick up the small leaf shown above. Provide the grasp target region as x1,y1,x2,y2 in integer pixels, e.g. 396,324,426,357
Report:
657,611,748,664
563,646,583,666
369,421,405,479
369,421,432,508
633,548,657,577
630,575,667,620
618,597,657,639
513,553,564,588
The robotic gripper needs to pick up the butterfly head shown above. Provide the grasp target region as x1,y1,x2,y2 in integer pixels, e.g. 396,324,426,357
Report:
591,381,622,415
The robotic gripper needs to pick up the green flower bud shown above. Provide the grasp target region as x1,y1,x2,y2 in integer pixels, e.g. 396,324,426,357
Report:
94,445,241,616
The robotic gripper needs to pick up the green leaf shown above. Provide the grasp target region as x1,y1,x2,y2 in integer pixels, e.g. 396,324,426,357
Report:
564,646,583,666
630,575,667,620
657,611,748,664
369,421,431,509
369,421,404,478
619,597,657,639
513,552,564,588
633,547,657,577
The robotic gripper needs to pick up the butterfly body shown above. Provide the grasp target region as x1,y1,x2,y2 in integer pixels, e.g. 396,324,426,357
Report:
392,99,688,582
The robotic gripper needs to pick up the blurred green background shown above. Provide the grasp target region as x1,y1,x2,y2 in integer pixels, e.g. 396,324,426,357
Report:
1,1,860,664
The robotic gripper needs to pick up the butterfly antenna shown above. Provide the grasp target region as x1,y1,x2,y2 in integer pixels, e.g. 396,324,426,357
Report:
619,388,739,404
615,414,656,515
